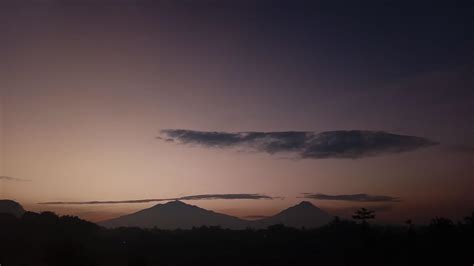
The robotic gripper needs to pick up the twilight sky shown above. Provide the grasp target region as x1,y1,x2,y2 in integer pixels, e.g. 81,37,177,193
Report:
1,0,473,223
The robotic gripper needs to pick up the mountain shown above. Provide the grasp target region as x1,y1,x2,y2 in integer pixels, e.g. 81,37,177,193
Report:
253,201,332,229
0,199,25,217
100,200,247,229
100,200,333,229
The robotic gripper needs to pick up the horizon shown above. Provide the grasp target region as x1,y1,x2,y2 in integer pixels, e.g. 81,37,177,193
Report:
1,197,471,226
1,0,473,226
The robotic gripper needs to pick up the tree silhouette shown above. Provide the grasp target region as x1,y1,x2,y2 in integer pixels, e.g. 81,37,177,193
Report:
405,219,414,230
430,217,453,229
1,209,473,266
352,208,375,224
463,212,474,226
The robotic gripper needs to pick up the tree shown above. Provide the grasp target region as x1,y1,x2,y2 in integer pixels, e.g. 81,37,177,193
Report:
430,217,453,228
405,219,413,230
352,208,375,224
463,212,474,226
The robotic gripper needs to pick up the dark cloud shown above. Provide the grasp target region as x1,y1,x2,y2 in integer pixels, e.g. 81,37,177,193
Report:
38,193,276,205
0,176,30,182
302,193,401,202
160,129,437,159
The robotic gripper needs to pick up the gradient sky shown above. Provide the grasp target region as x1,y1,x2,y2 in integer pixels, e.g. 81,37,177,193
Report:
1,0,473,223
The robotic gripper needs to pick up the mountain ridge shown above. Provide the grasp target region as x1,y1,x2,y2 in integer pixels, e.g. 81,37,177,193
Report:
0,199,26,217
100,200,333,229
254,200,332,228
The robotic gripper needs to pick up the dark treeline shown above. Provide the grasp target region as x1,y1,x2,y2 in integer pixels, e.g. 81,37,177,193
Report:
0,211,473,266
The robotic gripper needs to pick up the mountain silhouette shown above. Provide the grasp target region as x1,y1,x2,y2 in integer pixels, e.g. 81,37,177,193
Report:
100,200,332,229
0,199,25,217
100,200,247,229
255,201,333,228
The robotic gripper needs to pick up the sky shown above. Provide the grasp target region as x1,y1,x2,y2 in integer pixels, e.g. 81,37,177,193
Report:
0,0,473,223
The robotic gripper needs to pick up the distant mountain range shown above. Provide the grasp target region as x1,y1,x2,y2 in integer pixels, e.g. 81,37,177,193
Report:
0,199,333,229
100,200,333,229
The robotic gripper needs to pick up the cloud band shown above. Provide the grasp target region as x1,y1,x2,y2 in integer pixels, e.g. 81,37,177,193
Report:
159,129,437,159
38,193,276,205
302,193,401,202
0,176,30,182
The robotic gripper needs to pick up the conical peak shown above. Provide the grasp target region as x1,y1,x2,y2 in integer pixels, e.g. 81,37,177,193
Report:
297,201,315,207
165,200,187,206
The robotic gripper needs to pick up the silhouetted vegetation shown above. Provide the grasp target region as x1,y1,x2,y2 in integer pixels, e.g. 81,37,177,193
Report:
0,211,473,266
352,208,375,224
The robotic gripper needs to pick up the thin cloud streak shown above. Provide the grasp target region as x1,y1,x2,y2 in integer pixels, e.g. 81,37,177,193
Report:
159,129,437,159
38,193,277,205
0,176,30,182
178,194,278,200
302,193,401,202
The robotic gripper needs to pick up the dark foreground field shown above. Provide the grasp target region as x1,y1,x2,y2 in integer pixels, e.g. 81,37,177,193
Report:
1,212,473,266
